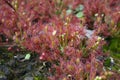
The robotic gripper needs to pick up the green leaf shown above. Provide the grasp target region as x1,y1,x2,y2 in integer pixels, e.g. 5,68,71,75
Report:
76,11,84,18
117,22,120,27
25,53,31,60
56,10,61,15
66,9,72,15
76,4,84,11
79,4,84,11
104,58,111,67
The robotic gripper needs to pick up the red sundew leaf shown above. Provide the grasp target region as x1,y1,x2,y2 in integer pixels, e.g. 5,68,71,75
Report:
90,53,97,80
32,36,40,44
8,46,12,51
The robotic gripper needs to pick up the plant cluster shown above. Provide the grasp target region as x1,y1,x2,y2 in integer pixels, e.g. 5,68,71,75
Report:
0,0,120,80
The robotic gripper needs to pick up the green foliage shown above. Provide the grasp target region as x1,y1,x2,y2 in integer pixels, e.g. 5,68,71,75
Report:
94,76,102,80
34,76,47,80
103,37,120,72
104,57,111,67
76,11,84,18
66,9,72,15
75,4,84,18
109,39,119,52
76,4,84,11
25,53,31,60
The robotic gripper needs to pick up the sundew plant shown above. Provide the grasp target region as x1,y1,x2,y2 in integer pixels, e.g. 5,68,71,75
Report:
0,0,120,80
